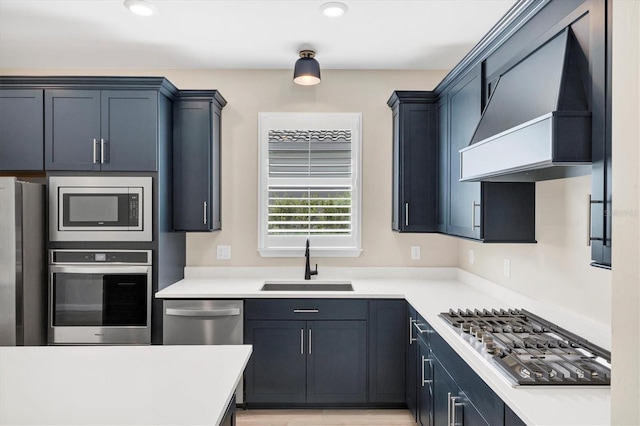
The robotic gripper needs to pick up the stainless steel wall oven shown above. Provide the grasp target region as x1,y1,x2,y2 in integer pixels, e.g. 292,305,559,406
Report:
48,249,152,345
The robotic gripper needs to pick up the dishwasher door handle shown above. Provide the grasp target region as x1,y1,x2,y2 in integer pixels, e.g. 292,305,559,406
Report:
165,308,241,317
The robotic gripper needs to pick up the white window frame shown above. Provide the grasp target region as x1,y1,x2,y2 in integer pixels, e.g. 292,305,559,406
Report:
258,112,362,257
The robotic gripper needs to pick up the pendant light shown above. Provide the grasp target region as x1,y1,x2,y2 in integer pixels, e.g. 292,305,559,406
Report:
293,50,321,86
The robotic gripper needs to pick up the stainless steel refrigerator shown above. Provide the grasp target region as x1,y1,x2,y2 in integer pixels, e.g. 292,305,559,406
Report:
0,177,46,346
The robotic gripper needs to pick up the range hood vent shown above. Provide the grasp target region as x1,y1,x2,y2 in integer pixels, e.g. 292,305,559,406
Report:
460,27,591,182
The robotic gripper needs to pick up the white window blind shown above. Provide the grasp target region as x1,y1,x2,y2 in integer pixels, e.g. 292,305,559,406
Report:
258,113,362,257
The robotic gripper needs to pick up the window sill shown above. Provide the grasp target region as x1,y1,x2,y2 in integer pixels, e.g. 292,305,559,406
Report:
258,248,363,258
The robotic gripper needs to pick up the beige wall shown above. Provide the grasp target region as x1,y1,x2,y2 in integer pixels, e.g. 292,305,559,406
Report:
457,174,612,328
1,68,458,268
611,0,640,424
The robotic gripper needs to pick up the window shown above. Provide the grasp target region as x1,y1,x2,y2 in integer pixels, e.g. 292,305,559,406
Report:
258,113,362,257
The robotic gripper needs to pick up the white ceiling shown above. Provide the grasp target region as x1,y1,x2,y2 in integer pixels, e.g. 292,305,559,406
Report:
0,0,516,70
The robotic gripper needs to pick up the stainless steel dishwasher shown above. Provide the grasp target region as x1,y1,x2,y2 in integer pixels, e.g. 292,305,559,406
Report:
163,300,244,403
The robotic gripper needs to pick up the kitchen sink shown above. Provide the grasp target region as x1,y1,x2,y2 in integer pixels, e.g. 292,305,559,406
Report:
260,280,354,291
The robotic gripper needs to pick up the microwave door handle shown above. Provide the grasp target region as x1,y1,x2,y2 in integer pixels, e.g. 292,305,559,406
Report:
50,266,150,274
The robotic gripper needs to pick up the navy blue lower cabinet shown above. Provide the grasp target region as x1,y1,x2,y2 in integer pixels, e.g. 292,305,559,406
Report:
244,315,367,405
220,394,236,426
406,305,419,419
504,404,526,426
432,354,459,426
431,331,503,426
244,320,307,404
307,320,367,403
417,341,433,426
369,300,406,404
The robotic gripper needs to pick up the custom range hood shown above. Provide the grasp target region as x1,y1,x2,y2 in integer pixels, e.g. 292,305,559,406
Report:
460,27,592,182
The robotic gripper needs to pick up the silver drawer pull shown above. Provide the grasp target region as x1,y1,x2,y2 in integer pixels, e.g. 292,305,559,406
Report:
308,328,312,354
414,322,429,334
300,328,304,355
293,309,319,313
165,308,240,317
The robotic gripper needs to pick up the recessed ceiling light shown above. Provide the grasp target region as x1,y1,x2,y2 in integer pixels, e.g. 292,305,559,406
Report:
124,0,157,17
320,2,348,18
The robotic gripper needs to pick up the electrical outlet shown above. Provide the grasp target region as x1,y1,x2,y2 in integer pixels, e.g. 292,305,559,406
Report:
503,258,511,278
411,246,421,260
469,249,475,265
217,245,231,260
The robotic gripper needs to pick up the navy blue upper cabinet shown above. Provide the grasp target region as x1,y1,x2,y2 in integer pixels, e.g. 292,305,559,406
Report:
437,66,536,243
388,91,438,232
45,89,158,171
0,89,44,171
173,91,226,232
445,67,483,240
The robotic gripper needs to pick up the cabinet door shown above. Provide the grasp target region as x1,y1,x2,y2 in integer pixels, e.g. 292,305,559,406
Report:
45,90,101,171
447,68,482,239
306,320,367,403
369,300,406,404
0,89,44,171
504,404,526,426
173,100,212,231
432,355,458,426
417,342,433,426
100,90,157,171
436,97,449,233
400,103,438,232
406,305,419,420
244,320,306,404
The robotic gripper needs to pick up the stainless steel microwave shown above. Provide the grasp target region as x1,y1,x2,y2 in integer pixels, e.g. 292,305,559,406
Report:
49,176,152,242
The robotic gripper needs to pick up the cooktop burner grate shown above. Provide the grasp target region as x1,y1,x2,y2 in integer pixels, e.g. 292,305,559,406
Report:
439,308,611,386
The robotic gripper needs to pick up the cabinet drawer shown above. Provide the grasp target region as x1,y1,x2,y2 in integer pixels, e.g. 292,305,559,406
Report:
431,331,504,425
245,299,367,320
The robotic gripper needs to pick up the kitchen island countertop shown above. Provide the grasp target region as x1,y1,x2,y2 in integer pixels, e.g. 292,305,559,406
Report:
156,266,611,426
0,345,252,426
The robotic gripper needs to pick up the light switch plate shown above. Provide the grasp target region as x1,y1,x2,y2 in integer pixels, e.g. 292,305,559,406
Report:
217,245,231,260
469,249,475,265
503,258,511,277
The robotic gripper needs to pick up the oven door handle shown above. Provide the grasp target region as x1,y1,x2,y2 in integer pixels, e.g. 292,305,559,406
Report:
50,266,150,274
165,308,241,318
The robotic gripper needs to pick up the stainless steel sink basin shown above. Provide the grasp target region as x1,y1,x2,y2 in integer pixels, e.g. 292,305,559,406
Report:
260,280,353,291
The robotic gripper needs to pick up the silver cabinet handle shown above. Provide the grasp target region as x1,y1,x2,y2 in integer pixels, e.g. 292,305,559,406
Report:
165,308,240,317
92,139,98,163
308,328,312,354
587,194,592,246
414,322,429,334
452,397,462,426
471,201,481,229
100,139,106,164
293,309,319,313
405,202,409,227
588,194,605,246
203,201,208,225
300,328,304,355
447,392,452,426
421,357,432,386
409,317,417,344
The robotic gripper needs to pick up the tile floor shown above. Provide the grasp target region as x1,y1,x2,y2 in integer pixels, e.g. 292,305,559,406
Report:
236,408,417,426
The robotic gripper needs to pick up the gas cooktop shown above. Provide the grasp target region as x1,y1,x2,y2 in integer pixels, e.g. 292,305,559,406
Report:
439,309,611,386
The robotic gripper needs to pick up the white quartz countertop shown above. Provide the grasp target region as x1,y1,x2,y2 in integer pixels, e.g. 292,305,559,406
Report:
0,345,252,426
156,267,611,426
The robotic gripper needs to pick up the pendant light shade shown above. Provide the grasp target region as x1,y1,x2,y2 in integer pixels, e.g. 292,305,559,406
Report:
293,50,321,86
